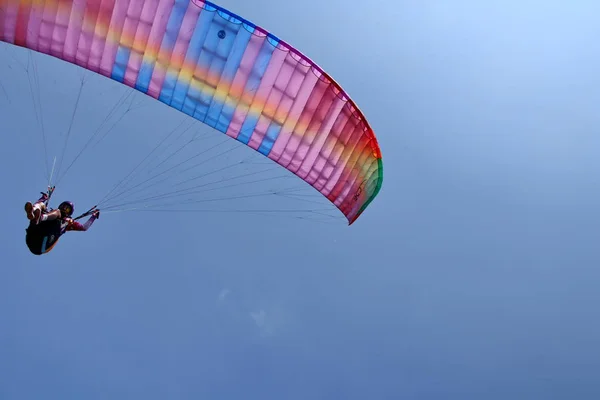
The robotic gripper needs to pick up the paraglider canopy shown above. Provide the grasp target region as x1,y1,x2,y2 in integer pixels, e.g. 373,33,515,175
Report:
0,0,383,224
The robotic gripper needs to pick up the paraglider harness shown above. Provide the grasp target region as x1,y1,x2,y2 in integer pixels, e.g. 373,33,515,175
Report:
25,187,98,255
42,187,99,220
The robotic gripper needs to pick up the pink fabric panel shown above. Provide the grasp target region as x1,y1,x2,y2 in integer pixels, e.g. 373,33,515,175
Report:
224,33,264,138
145,0,175,98
246,47,287,150
50,1,74,57
62,0,86,63
86,0,115,72
270,65,317,164
24,2,42,51
120,0,144,85
37,1,59,54
299,93,345,181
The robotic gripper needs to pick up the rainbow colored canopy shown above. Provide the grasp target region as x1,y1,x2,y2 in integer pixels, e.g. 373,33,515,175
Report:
0,0,383,224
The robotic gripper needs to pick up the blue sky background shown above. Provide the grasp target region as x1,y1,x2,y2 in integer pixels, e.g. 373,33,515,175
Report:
1,0,600,398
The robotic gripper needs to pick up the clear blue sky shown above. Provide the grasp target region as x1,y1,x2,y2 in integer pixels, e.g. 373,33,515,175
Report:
2,0,600,398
